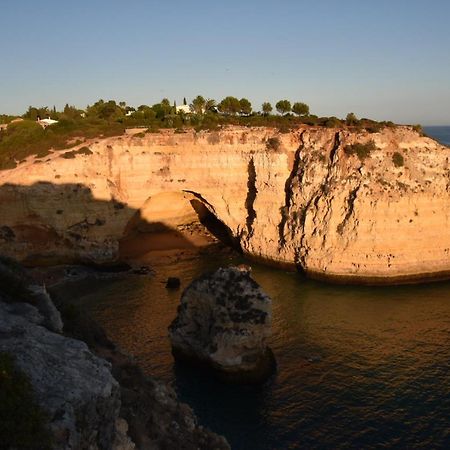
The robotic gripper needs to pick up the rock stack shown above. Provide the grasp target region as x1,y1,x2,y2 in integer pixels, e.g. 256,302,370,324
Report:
169,266,275,383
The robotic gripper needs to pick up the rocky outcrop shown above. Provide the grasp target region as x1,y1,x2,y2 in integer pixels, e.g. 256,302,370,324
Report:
0,258,230,449
0,300,123,449
169,266,275,383
0,125,449,283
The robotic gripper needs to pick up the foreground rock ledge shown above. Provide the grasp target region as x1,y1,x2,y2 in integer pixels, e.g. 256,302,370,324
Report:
169,266,276,383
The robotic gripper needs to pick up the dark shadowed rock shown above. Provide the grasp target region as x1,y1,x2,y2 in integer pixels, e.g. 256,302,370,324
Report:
169,266,275,383
0,301,123,449
131,265,152,275
166,277,181,289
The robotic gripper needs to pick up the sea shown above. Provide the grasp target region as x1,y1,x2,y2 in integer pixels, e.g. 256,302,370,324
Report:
59,247,450,449
54,125,450,449
423,126,450,146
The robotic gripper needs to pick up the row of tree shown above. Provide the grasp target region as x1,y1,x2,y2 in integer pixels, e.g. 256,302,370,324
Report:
21,96,311,122
188,95,310,117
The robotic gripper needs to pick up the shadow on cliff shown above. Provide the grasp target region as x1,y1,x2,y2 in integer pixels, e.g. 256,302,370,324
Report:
0,181,239,266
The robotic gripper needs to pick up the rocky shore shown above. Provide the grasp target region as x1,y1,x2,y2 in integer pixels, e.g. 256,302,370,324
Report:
0,257,230,449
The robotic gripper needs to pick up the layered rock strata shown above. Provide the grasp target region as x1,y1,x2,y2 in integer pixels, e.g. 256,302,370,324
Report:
0,126,449,283
169,266,275,383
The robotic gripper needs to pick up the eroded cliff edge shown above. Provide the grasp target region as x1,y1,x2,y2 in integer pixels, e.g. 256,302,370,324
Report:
0,125,449,283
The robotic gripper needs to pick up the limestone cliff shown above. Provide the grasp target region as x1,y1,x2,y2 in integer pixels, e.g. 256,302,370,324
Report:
0,125,449,283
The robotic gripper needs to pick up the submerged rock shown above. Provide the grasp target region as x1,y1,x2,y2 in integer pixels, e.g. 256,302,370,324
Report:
169,266,275,383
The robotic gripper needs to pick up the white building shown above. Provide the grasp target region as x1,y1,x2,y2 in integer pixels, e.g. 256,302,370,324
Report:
176,104,191,114
38,118,59,128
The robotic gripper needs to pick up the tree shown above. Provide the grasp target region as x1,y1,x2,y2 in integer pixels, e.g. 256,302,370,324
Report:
161,98,171,108
63,103,81,119
239,98,252,115
152,98,172,118
262,102,272,116
204,98,217,113
190,95,206,114
292,102,309,116
276,100,291,115
183,97,187,105
218,96,241,115
23,106,50,121
86,99,124,121
346,112,358,125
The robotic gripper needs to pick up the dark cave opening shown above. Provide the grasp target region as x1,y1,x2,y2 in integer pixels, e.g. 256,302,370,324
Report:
189,199,242,252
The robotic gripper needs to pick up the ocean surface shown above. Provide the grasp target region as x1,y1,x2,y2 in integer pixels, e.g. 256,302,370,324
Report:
63,252,450,449
423,126,450,146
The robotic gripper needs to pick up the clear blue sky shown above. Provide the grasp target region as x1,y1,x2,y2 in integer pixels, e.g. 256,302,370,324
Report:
1,0,449,124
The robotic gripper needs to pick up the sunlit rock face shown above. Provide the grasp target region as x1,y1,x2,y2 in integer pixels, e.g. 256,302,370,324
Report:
169,266,275,383
0,125,449,283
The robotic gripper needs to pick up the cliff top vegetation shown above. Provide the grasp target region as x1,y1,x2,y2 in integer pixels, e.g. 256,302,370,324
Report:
0,97,414,170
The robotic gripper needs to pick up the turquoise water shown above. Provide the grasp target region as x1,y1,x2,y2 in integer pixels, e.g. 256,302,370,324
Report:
424,126,450,146
66,253,450,449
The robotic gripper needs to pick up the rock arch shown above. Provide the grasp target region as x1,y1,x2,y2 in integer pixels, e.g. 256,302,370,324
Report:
118,191,238,259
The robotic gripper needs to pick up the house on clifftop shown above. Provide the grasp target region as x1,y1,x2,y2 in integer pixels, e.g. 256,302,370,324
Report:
37,117,58,128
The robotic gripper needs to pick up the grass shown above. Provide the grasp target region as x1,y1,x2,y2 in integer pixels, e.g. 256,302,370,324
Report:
0,118,124,170
0,353,53,449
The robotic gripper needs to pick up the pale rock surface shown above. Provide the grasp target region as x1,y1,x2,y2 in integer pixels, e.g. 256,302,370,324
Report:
169,266,275,382
0,300,122,450
0,126,449,283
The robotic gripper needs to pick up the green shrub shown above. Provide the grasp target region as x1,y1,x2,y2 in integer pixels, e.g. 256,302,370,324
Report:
344,140,377,161
392,151,404,167
266,136,281,151
61,146,93,159
0,353,52,448
323,117,343,128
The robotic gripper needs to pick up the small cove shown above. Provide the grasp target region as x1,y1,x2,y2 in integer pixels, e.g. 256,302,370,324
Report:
55,251,450,449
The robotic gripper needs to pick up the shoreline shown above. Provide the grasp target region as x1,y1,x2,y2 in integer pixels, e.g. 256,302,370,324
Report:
243,252,450,286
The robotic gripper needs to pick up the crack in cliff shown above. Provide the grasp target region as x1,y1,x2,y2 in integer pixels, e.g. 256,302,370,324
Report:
244,158,257,239
336,184,361,235
278,132,306,248
329,131,340,165
295,132,342,270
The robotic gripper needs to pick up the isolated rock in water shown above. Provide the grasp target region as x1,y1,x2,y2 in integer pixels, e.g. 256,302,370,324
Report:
169,266,275,383
166,277,181,289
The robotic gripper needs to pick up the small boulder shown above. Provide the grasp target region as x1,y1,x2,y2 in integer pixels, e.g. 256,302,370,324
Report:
166,277,181,289
169,267,275,383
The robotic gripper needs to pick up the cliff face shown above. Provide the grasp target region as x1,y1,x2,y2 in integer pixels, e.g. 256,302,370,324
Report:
0,126,449,283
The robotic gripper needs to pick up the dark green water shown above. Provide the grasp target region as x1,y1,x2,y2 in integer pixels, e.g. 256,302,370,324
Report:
68,253,450,449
